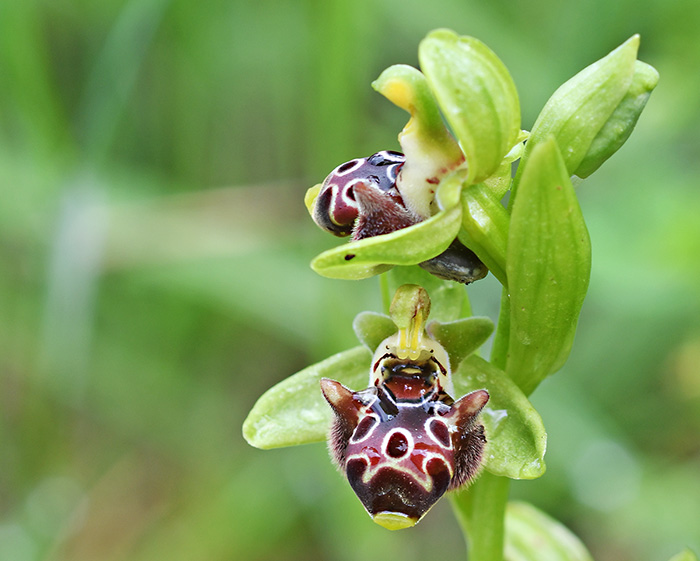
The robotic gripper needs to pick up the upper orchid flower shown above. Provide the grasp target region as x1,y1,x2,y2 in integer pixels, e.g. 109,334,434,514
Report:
305,29,523,284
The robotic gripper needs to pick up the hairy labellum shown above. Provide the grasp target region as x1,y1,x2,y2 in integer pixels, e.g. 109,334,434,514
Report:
352,181,420,240
320,327,489,530
312,151,489,284
313,150,406,237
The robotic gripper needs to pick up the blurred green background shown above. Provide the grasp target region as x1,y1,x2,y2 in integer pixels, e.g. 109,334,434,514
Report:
1,0,699,560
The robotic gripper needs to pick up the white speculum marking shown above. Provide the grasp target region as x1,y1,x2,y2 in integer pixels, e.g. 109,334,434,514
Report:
424,418,453,450
382,428,414,459
349,451,436,491
350,414,379,444
342,180,363,203
421,453,453,479
333,158,364,176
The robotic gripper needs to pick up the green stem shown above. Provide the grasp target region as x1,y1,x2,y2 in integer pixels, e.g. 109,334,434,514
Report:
489,287,511,371
379,273,392,315
451,472,511,561
461,285,474,318
451,287,513,560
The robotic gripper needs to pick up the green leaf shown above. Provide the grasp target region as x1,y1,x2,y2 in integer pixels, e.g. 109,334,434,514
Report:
310,172,462,280
353,311,396,352
242,346,370,449
575,60,659,178
373,64,464,218
427,316,494,369
668,549,700,561
459,183,510,286
513,35,639,195
506,138,591,395
454,356,547,479
419,28,521,184
505,502,594,561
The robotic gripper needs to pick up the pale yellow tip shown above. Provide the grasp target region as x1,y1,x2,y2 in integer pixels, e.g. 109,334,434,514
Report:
304,184,321,216
372,511,418,531
382,80,413,111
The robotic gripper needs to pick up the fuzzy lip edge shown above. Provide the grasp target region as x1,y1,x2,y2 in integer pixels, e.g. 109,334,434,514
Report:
310,172,465,279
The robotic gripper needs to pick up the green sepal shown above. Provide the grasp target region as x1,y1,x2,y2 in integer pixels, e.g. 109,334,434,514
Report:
310,172,463,280
373,64,464,217
459,183,510,286
353,311,396,352
505,502,594,561
242,346,371,449
455,356,547,479
419,28,521,185
668,550,700,561
575,60,659,178
506,138,591,395
513,35,639,195
427,317,494,369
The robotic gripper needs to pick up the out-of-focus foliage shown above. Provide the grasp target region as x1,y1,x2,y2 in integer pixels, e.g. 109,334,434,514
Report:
0,1,698,560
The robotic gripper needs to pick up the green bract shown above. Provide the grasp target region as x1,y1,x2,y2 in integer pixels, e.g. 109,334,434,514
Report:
419,29,522,185
505,502,594,561
506,137,591,395
575,60,659,178
513,35,650,199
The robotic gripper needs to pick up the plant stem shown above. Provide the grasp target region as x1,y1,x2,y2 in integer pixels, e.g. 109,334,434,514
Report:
451,287,512,560
490,287,511,371
379,273,392,314
451,472,511,561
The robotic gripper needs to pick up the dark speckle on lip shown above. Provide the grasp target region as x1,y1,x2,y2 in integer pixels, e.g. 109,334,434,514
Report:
345,254,356,261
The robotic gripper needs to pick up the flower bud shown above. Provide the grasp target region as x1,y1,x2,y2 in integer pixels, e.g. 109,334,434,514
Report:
574,60,659,178
513,35,657,196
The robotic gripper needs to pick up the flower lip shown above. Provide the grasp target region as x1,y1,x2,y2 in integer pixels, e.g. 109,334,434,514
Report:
372,511,418,530
312,183,355,237
352,181,419,240
310,172,464,281
311,151,406,238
